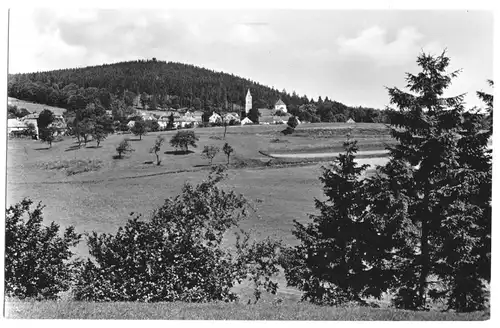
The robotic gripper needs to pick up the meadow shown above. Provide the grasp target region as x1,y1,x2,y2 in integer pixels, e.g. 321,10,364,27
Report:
8,122,486,319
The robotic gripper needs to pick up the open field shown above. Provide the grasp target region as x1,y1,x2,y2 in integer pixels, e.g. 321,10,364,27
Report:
4,299,488,320
8,97,66,116
7,123,395,305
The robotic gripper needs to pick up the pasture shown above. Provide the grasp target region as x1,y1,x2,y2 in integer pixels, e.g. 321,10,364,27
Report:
7,122,392,304
8,97,66,116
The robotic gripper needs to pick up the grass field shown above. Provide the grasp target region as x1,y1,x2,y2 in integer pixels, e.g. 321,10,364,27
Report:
9,121,484,319
8,97,66,116
4,300,489,320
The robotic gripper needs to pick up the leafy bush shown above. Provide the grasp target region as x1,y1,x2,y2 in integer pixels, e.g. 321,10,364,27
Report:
115,139,134,159
201,145,220,165
73,166,282,303
5,199,81,300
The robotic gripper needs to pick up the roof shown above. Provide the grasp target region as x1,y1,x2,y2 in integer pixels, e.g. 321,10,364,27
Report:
246,89,251,97
346,118,356,123
275,99,286,106
241,117,253,124
23,113,39,120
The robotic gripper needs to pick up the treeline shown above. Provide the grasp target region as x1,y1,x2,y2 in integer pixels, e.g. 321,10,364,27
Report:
7,59,388,123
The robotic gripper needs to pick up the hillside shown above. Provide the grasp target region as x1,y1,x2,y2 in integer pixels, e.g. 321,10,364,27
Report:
7,59,387,123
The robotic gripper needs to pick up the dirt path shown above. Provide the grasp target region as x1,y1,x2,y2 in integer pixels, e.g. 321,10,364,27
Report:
268,149,389,158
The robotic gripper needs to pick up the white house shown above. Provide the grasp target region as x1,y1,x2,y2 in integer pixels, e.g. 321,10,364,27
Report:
241,117,253,125
274,99,287,113
209,112,222,124
346,118,355,124
8,118,28,134
127,120,136,128
223,113,240,124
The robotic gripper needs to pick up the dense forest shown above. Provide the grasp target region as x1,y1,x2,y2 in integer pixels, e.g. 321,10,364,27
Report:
8,58,388,123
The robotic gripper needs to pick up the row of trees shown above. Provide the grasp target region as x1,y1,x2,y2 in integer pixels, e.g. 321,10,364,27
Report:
5,52,491,312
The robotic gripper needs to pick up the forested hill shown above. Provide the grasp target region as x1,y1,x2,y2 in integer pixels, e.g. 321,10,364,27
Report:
8,58,388,122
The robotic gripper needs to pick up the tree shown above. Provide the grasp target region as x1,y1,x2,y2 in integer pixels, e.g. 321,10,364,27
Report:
283,139,381,305
25,123,37,139
39,127,56,148
115,139,134,159
167,113,175,129
150,136,165,165
223,143,234,165
91,115,114,147
73,167,282,303
5,199,81,300
77,118,95,146
202,145,220,165
131,118,147,140
37,109,54,130
170,130,199,153
247,107,261,124
363,51,491,311
287,116,299,129
148,120,160,132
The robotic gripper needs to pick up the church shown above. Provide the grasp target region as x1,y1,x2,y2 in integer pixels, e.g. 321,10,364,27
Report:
245,89,288,114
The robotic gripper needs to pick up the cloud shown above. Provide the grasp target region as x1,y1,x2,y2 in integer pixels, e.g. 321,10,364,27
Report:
337,26,441,66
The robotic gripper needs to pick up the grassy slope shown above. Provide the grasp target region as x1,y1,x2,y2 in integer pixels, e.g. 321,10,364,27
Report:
8,97,66,116
6,123,400,310
4,300,488,320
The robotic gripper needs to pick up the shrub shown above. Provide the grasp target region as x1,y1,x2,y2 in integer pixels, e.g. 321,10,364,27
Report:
73,166,282,303
5,199,81,300
115,139,134,159
38,159,103,176
201,145,220,165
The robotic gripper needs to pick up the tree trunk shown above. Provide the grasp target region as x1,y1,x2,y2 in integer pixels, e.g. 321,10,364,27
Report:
227,155,230,165
419,182,431,308
224,124,227,139
156,153,160,165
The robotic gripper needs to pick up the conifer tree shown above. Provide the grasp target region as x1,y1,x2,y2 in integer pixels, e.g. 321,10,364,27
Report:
364,52,491,311
283,139,386,305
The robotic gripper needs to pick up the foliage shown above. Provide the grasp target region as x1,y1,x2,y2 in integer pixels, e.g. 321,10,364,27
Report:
38,127,57,148
131,118,147,140
247,107,261,124
115,139,134,159
72,166,282,303
283,139,384,306
37,109,55,130
5,199,81,300
201,145,220,165
222,142,234,165
362,52,491,311
92,116,114,147
287,116,299,129
149,136,165,165
38,159,103,176
147,120,160,132
170,130,199,153
8,105,31,118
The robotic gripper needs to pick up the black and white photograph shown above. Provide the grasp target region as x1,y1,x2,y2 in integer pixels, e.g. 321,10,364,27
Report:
2,1,495,321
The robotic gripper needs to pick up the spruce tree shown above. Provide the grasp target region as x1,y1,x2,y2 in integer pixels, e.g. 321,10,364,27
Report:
283,139,385,305
364,52,491,311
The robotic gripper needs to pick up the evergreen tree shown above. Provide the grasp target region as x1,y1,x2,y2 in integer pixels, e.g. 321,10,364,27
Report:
284,139,384,305
364,52,491,311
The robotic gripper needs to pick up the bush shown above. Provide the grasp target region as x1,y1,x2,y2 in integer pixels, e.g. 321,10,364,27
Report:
5,199,81,300
73,166,282,303
115,139,134,159
38,159,103,176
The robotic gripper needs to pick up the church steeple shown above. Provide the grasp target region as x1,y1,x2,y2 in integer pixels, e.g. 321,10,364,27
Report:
245,89,252,114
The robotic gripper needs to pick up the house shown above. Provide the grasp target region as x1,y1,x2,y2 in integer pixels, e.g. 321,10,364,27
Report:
127,120,136,128
241,117,254,125
8,118,28,134
223,113,240,124
274,99,287,113
209,112,222,124
346,118,356,124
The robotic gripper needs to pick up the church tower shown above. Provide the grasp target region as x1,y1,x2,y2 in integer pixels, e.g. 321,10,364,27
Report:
245,89,252,114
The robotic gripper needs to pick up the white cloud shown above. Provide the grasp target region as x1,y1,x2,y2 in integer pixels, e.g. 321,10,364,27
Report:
337,26,441,66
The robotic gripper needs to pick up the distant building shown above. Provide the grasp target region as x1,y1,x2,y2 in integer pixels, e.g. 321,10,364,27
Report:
245,89,252,114
274,99,287,113
8,118,28,134
241,117,253,125
209,112,222,124
223,113,240,124
346,118,355,124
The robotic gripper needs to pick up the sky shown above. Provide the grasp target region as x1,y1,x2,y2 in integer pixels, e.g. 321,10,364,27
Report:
8,6,494,109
